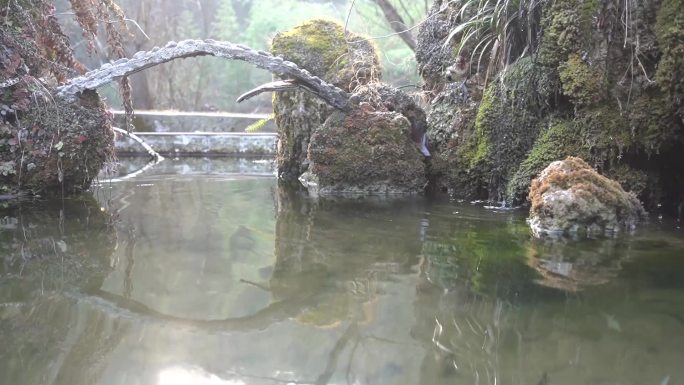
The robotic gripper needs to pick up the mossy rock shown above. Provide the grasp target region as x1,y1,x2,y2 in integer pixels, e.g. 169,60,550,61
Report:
528,157,645,236
577,104,633,154
0,89,114,196
270,19,381,181
604,164,648,198
415,0,461,92
306,108,426,196
507,119,588,203
426,99,479,193
419,0,683,215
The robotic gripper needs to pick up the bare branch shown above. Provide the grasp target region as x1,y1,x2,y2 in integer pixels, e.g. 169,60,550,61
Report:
112,126,162,160
236,79,300,103
369,0,417,52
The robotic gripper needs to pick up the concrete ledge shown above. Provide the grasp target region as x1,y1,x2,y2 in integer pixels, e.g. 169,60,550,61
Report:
115,131,277,156
108,157,275,178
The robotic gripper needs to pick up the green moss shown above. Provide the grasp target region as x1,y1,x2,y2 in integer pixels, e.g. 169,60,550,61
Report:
273,19,349,74
471,87,496,166
501,57,560,109
558,54,604,106
577,103,632,154
629,91,677,152
655,0,684,106
620,0,684,155
537,0,599,67
271,19,380,91
442,58,553,200
507,119,587,203
538,0,596,67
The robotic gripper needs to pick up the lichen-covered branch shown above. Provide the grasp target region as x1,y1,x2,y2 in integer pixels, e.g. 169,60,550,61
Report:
57,39,352,111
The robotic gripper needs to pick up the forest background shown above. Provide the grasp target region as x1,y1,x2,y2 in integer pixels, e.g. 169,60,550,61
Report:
57,0,428,113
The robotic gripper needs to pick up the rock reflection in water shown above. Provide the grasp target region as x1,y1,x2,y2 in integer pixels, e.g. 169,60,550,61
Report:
0,176,683,385
0,194,119,385
413,211,684,385
268,186,426,383
0,194,115,293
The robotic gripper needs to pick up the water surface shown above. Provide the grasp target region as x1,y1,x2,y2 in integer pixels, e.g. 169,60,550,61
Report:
1,158,683,385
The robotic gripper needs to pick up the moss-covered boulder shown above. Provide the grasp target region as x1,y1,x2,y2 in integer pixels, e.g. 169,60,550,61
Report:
304,106,426,196
271,19,381,181
0,89,113,197
528,157,645,236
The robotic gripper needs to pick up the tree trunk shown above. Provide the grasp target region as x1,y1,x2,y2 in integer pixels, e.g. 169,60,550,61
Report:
371,0,416,52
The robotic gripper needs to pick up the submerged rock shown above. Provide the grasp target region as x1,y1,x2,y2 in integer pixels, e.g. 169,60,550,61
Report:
305,107,426,196
271,19,381,181
528,157,645,236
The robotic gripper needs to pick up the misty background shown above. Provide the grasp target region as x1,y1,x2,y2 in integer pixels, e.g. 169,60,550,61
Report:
56,0,430,114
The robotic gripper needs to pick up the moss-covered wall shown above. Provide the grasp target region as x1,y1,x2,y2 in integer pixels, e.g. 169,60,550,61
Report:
418,0,684,214
429,57,556,202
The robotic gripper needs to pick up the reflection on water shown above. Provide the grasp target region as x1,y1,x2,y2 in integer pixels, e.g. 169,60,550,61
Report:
1,161,684,385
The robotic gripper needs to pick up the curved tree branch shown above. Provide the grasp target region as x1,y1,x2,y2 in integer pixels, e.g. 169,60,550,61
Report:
57,39,352,111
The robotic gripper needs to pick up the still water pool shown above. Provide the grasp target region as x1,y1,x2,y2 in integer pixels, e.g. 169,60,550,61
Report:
1,159,683,385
